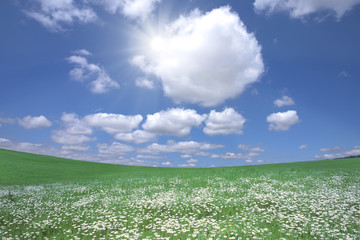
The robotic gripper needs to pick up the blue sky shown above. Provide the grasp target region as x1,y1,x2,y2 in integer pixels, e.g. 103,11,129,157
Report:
0,0,359,167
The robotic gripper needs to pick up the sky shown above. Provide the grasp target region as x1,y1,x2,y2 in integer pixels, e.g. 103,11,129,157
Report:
0,0,359,167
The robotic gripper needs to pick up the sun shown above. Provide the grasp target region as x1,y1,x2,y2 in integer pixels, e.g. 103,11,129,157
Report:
150,36,165,51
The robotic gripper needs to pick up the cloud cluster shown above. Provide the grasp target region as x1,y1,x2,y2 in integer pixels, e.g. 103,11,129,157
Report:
115,130,156,144
67,51,120,94
315,146,360,159
135,78,154,89
131,6,263,106
254,0,360,20
18,115,52,129
142,108,205,137
139,140,224,155
266,110,299,131
23,0,161,31
274,96,295,107
24,0,97,32
204,108,246,136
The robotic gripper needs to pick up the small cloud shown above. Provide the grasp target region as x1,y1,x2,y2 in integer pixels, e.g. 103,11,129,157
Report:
256,159,264,163
187,159,199,164
180,154,192,158
320,146,341,152
74,49,92,56
338,71,349,78
299,144,307,149
245,159,253,163
274,96,295,107
135,78,154,89
67,53,119,93
177,163,196,168
161,161,173,167
18,115,52,129
267,110,300,131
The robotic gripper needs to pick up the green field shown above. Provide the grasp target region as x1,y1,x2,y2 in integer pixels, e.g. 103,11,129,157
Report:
0,149,359,239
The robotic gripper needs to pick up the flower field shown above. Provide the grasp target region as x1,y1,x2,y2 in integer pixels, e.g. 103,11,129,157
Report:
1,165,359,239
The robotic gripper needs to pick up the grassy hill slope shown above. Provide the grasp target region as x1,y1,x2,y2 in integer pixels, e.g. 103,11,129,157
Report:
0,148,359,185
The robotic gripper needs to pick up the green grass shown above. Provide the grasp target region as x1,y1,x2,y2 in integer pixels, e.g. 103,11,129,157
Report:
0,148,359,239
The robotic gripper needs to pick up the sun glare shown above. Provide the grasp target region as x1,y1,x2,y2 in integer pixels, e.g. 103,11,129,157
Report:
150,36,165,51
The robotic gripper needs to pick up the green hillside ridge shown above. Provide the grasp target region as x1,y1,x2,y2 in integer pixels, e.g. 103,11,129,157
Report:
1,148,359,186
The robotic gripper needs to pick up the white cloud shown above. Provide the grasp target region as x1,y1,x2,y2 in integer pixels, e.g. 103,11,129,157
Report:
161,161,172,166
52,130,94,145
274,96,295,107
245,159,253,163
211,151,258,160
238,144,264,152
204,108,246,136
18,115,52,129
139,140,224,155
256,159,264,163
180,154,192,158
131,6,263,106
67,54,119,94
97,141,135,156
320,146,341,152
299,144,307,149
136,154,165,159
315,145,360,159
135,78,155,89
187,158,199,164
254,0,360,20
61,144,90,152
266,110,299,131
177,163,196,168
114,130,156,144
121,0,161,20
97,0,161,20
24,0,97,32
142,108,205,137
84,113,143,134
74,49,92,56
61,113,93,135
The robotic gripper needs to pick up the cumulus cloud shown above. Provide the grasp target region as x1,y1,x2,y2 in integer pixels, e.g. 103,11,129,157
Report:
84,113,143,134
204,108,246,136
131,6,263,106
142,108,205,137
187,159,199,164
67,53,120,94
24,0,97,32
73,49,92,56
274,96,295,107
266,110,299,131
139,140,224,155
254,0,360,20
18,115,52,129
135,78,155,89
114,130,156,144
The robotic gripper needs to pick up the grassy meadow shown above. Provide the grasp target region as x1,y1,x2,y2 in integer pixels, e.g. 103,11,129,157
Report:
0,149,359,239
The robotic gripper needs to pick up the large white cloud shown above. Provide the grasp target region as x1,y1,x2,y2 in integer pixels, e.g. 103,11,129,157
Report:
142,108,206,137
18,115,52,129
131,6,264,106
84,113,143,134
266,110,299,131
67,53,120,94
24,0,97,32
274,96,295,107
254,0,360,20
203,108,246,136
